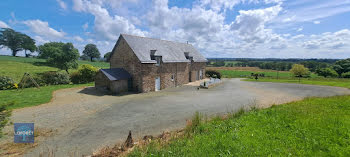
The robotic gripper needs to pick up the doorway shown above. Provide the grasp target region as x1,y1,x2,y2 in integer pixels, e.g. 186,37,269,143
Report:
155,77,160,91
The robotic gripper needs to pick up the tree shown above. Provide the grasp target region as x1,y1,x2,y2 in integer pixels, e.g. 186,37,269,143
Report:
104,52,112,62
0,28,24,56
82,44,100,62
333,59,350,77
290,64,310,83
21,34,36,57
38,42,65,59
39,42,79,73
315,68,338,78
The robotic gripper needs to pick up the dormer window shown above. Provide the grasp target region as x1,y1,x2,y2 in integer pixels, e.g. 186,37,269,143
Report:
184,52,190,59
150,50,156,60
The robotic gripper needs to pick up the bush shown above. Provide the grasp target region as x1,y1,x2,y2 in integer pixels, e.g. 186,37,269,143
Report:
205,70,222,79
70,64,98,84
316,68,338,78
0,76,15,90
341,72,350,78
40,71,70,85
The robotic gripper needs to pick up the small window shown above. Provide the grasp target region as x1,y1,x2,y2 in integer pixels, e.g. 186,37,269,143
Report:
171,74,174,81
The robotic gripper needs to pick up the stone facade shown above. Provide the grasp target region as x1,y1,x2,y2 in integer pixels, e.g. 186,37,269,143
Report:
108,36,206,93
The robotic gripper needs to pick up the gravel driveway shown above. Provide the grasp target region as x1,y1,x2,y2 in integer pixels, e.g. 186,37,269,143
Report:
6,78,350,156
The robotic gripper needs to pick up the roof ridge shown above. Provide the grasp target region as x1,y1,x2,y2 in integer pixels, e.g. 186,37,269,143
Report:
121,33,192,45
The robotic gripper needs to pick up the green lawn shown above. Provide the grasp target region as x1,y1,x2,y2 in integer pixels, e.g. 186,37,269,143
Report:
0,55,109,82
0,83,93,110
219,70,320,78
246,77,350,89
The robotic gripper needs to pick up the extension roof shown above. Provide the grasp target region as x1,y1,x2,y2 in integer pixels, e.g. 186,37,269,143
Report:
113,34,208,63
100,68,131,81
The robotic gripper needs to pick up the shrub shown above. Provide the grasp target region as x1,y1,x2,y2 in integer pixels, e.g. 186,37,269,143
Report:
70,64,98,84
40,71,70,85
316,68,338,78
0,76,15,90
205,70,222,79
341,72,350,78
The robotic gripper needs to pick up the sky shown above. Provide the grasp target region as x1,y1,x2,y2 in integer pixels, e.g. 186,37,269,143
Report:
0,0,350,59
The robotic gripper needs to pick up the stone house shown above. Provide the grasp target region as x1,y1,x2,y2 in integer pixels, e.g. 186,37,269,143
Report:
95,34,207,93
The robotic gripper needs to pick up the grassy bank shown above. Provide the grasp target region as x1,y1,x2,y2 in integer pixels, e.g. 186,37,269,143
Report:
0,55,109,82
245,78,350,89
0,83,93,110
129,95,350,156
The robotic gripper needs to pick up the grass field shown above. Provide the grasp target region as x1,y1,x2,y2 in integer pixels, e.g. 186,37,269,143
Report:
206,67,320,78
0,55,102,109
0,83,93,110
246,77,350,89
0,55,109,82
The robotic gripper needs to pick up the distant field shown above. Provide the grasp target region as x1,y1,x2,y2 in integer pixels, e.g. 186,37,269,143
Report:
206,67,320,78
246,77,350,89
0,55,109,82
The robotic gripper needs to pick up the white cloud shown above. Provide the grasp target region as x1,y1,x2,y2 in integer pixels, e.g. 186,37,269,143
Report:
74,36,84,42
82,22,88,30
72,0,146,41
296,27,303,32
230,5,282,43
0,20,10,28
57,0,67,10
313,20,320,24
23,20,66,40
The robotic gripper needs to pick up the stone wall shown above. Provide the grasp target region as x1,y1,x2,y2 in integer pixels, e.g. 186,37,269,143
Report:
95,71,110,89
110,80,128,94
110,36,142,92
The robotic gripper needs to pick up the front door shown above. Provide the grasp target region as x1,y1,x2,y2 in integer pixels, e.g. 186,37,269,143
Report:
155,77,160,91
199,69,203,79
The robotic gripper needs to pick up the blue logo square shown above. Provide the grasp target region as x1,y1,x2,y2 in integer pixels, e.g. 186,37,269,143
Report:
14,123,34,143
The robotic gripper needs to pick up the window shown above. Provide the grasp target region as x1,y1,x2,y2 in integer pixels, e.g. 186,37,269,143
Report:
156,57,161,66
171,74,174,81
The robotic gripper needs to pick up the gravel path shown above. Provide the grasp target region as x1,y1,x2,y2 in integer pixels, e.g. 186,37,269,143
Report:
5,78,350,156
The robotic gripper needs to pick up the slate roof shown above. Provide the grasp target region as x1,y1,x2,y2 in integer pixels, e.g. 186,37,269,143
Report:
116,34,207,63
100,68,131,81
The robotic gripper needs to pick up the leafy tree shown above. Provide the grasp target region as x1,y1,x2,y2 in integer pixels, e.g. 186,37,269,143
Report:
290,64,309,82
333,59,350,77
82,44,100,61
21,34,36,57
39,42,79,73
38,42,65,59
104,52,112,62
0,28,24,56
315,68,338,78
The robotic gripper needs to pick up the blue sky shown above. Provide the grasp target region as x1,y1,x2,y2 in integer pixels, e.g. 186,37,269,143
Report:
1,0,350,58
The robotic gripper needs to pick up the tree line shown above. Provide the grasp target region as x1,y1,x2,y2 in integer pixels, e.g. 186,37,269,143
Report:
0,28,113,72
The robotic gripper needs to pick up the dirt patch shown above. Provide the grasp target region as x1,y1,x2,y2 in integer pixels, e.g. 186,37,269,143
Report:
0,127,57,157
